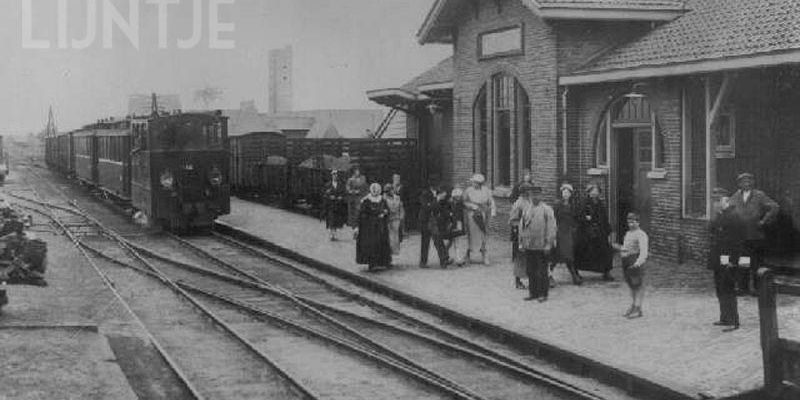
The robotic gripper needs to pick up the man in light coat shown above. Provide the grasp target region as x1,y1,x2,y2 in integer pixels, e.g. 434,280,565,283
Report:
510,184,557,302
728,173,778,295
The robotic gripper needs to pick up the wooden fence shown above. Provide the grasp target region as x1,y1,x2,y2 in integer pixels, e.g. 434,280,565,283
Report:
758,268,800,400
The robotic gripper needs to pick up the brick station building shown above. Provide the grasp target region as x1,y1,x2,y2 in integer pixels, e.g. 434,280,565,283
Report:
368,0,800,265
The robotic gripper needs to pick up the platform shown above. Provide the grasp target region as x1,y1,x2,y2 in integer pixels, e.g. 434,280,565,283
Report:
221,197,800,399
0,174,142,400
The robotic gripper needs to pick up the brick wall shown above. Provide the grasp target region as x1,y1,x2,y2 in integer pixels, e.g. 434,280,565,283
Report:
564,78,713,265
450,0,559,200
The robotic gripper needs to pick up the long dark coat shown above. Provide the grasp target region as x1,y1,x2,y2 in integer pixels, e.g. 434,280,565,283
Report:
575,197,613,273
322,180,347,229
553,199,578,262
356,197,392,266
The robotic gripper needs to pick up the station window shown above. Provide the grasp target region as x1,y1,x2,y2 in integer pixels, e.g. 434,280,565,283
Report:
472,73,530,188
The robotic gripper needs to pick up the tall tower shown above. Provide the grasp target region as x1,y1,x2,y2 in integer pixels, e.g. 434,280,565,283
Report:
268,45,293,114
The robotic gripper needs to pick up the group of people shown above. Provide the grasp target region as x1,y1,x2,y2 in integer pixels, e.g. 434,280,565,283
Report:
708,172,778,332
322,168,407,271
320,167,780,326
507,170,647,317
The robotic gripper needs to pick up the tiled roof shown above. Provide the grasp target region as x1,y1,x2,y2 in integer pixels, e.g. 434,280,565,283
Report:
401,57,454,93
570,0,800,76
536,0,686,9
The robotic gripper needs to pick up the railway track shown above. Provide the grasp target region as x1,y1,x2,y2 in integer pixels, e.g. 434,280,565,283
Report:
13,168,549,400
122,233,616,400
11,171,324,400
13,166,634,400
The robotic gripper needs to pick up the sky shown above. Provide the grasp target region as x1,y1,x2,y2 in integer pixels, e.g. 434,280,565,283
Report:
1,0,450,133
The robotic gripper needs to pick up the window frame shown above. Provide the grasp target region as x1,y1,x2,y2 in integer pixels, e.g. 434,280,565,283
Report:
714,110,735,159
477,24,524,61
472,74,531,191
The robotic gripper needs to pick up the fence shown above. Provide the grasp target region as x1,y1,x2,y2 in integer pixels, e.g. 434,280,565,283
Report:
231,136,420,224
758,268,800,400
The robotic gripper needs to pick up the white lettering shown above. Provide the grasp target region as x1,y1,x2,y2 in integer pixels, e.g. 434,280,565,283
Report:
22,0,50,49
177,0,202,49
72,0,98,50
147,0,179,49
103,0,139,49
209,0,235,49
21,0,236,50
57,0,68,48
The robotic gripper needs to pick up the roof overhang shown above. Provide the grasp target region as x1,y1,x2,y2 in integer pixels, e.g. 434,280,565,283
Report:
418,81,454,94
418,0,687,44
537,7,685,21
560,49,800,86
417,0,458,44
366,88,430,108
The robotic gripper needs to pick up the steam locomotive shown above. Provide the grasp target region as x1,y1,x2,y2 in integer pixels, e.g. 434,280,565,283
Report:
45,111,230,232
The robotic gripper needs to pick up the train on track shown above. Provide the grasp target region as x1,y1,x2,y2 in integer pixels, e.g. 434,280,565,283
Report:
229,131,420,220
45,109,230,232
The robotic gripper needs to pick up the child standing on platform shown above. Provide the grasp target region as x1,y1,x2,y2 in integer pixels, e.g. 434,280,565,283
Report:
613,212,649,319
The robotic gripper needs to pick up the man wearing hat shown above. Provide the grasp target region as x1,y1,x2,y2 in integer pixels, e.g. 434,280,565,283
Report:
728,172,778,295
510,183,557,302
418,178,440,268
708,187,743,331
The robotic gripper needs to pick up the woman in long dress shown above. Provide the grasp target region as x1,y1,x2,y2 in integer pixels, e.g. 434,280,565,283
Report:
322,170,347,241
448,187,468,266
552,183,582,285
575,184,614,280
346,167,368,233
383,184,405,255
463,174,496,265
356,183,392,271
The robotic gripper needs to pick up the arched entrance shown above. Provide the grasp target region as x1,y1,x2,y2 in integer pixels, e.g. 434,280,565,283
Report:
597,94,664,240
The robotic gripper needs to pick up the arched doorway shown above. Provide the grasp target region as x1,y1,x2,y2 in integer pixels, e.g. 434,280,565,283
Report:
597,94,664,240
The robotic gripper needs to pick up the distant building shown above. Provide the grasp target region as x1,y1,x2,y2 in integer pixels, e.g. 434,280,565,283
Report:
268,46,293,114
223,101,401,140
128,94,182,117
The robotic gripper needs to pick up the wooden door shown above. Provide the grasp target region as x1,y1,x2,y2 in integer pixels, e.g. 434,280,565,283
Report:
633,127,652,233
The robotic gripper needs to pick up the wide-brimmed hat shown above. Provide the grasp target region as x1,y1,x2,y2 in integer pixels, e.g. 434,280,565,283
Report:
736,172,754,182
470,173,486,184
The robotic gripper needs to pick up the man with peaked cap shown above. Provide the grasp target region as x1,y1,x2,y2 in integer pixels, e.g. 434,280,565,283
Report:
728,172,778,296
510,183,557,302
708,187,743,331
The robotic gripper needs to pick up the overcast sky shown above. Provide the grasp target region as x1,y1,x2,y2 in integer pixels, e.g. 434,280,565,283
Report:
1,0,450,133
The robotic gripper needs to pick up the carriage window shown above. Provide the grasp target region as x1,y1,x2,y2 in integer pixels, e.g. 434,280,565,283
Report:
209,123,222,145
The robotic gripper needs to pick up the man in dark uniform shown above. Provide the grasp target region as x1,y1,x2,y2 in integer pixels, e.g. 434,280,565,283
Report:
709,188,743,331
509,169,533,273
418,179,439,268
728,172,778,295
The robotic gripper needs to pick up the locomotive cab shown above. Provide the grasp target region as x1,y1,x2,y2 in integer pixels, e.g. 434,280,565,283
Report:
131,112,230,232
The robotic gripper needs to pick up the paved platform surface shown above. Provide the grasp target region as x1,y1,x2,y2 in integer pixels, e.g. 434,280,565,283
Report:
222,198,800,399
0,178,139,399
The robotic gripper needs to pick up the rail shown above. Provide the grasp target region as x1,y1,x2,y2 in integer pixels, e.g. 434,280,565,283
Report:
758,268,800,400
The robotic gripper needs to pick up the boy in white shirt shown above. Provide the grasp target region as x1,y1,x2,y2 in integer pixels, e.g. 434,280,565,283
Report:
613,212,649,319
